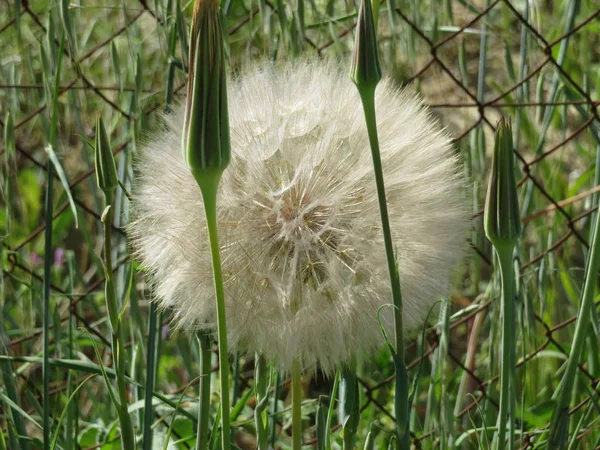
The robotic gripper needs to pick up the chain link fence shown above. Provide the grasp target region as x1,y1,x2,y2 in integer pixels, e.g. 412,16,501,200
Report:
1,0,599,447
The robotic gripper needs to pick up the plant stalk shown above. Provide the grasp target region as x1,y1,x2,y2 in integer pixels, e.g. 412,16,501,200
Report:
142,301,159,450
548,176,600,448
292,360,303,450
358,87,409,450
198,173,231,450
43,30,66,450
43,157,53,450
104,193,136,450
495,248,516,450
255,354,269,450
197,331,212,450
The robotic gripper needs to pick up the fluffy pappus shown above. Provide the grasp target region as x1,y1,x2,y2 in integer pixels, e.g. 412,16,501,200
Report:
129,61,470,373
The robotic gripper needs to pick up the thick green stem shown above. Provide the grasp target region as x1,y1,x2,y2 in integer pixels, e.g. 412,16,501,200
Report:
255,355,269,450
358,87,409,450
197,171,231,450
292,360,303,450
197,331,212,450
104,194,136,450
495,249,516,450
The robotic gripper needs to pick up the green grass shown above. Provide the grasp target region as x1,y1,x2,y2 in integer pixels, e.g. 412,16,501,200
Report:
1,0,600,449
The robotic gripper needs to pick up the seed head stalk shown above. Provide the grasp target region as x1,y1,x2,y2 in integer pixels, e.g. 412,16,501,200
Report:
197,331,212,450
291,360,303,450
350,1,409,447
254,355,269,450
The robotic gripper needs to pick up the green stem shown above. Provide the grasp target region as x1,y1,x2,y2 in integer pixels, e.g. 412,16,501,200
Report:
197,331,212,450
269,371,281,449
292,360,302,450
104,195,136,450
197,171,231,450
358,87,409,450
142,302,158,450
43,159,53,450
255,354,269,450
548,177,600,448
230,353,240,445
495,248,516,450
43,31,66,450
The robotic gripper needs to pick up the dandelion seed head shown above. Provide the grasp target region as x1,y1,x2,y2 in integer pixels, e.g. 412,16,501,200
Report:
130,61,469,373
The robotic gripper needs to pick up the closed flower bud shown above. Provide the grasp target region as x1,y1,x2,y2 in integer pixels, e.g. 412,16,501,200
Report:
94,116,118,198
484,117,521,251
183,0,230,182
349,0,382,93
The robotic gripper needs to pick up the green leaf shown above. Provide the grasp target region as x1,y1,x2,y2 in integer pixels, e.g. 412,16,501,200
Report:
50,375,97,450
0,392,43,431
83,330,120,409
45,145,79,228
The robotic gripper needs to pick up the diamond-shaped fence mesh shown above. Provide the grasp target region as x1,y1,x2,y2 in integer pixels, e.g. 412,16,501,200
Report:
1,0,600,448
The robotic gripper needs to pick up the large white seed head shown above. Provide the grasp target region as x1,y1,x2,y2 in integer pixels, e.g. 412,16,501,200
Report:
130,61,470,373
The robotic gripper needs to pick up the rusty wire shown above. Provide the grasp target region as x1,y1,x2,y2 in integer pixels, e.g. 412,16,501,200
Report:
1,0,600,448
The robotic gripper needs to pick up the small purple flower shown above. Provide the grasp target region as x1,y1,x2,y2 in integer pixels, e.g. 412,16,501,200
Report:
31,253,42,265
54,248,65,267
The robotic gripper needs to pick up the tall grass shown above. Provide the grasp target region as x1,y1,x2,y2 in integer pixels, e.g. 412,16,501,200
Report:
1,0,600,449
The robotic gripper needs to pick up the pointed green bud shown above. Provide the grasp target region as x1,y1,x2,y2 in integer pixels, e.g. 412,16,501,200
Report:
484,117,521,251
183,0,231,182
94,116,118,198
349,0,382,93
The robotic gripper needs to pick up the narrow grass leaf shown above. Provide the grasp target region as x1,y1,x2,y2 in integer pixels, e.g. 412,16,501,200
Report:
111,42,122,94
548,191,600,447
316,396,327,450
0,393,43,431
45,145,78,228
50,375,97,450
161,377,198,450
325,372,339,450
84,330,120,408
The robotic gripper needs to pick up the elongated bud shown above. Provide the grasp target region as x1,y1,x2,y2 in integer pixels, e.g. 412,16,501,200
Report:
350,0,382,93
183,0,230,182
94,116,118,198
484,117,521,251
